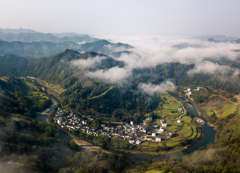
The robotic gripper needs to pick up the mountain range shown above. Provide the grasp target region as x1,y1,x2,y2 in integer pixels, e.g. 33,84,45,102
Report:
0,28,133,58
0,39,132,58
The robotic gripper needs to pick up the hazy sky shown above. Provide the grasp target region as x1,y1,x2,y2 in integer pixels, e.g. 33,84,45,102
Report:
1,0,240,37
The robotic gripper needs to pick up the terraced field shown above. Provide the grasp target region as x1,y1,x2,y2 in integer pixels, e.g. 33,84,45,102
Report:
25,81,51,109
204,103,238,118
138,93,201,154
48,83,67,94
151,93,183,125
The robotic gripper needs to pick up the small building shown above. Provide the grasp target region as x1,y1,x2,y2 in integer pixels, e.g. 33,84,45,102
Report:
160,120,167,127
146,117,152,121
158,127,164,133
177,119,181,123
130,121,134,126
57,117,63,124
146,135,153,141
153,123,159,128
194,88,200,91
129,138,135,144
136,139,142,145
178,107,183,112
156,136,161,142
152,133,156,137
166,132,175,139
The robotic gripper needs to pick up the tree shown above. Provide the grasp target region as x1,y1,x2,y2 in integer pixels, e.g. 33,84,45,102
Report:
69,140,78,150
145,120,154,131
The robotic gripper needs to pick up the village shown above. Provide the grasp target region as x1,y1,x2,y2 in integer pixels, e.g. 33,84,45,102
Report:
53,106,185,145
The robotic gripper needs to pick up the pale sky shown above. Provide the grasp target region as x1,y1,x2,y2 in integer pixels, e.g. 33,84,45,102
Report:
1,0,240,37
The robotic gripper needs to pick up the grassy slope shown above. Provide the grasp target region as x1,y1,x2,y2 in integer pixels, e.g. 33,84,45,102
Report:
128,89,240,172
132,93,200,155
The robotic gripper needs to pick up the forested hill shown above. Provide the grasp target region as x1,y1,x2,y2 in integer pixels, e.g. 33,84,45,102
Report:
1,49,240,124
1,49,240,95
0,49,124,79
0,76,129,173
0,38,133,58
0,30,98,43
0,77,51,117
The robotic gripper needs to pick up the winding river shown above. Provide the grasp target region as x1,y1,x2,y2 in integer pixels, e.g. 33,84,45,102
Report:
36,98,72,140
128,103,216,161
36,96,216,162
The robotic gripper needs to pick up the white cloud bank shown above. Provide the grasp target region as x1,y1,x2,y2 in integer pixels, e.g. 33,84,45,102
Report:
87,67,131,83
138,80,175,96
72,36,240,83
70,56,107,69
115,36,240,67
187,61,240,79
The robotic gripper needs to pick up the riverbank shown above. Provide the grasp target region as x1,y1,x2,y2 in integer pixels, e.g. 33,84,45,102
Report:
34,80,216,162
36,98,215,162
128,103,216,162
188,100,217,129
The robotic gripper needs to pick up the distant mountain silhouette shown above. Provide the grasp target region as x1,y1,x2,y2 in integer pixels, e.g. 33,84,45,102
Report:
0,31,98,43
0,39,133,58
193,35,239,41
207,38,219,42
0,28,38,34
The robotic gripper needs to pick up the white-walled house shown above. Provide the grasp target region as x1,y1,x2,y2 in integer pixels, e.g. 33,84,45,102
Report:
129,138,135,144
160,119,167,127
177,119,181,123
158,127,164,133
152,133,156,137
156,136,161,142
136,139,142,144
178,107,183,112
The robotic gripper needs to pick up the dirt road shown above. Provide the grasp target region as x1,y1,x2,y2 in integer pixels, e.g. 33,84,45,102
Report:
69,134,112,154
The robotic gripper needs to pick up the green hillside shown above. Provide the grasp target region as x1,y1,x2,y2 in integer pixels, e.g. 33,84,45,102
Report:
0,76,130,173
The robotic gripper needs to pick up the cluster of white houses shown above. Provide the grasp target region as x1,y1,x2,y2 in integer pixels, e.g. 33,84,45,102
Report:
53,107,183,145
184,87,200,96
184,88,192,96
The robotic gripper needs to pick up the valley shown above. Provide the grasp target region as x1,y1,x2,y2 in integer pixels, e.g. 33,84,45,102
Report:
32,77,215,161
27,76,205,156
1,28,240,173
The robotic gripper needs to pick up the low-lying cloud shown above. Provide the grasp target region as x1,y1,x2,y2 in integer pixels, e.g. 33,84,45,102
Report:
188,61,233,75
105,36,240,65
138,80,175,96
187,61,240,80
71,36,240,83
87,66,131,83
70,56,107,69
103,44,127,53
